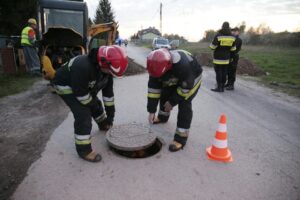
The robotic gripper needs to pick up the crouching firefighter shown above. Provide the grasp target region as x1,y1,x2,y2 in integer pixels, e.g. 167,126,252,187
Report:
147,48,203,152
51,45,128,162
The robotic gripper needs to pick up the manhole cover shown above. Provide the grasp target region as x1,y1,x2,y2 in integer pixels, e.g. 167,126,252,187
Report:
106,123,157,151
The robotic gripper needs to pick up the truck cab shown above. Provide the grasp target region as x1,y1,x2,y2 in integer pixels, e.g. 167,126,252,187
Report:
37,0,117,80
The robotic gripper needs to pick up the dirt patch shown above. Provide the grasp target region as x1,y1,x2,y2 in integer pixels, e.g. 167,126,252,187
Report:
195,53,265,76
124,57,146,76
195,53,213,67
237,59,265,76
0,80,69,200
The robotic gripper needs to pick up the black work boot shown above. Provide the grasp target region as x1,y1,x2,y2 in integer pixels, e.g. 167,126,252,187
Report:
226,84,234,90
220,84,225,92
211,85,223,92
169,129,188,152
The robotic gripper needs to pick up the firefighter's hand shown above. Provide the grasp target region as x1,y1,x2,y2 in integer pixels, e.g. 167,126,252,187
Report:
98,119,113,131
164,101,173,112
148,113,155,124
148,113,161,124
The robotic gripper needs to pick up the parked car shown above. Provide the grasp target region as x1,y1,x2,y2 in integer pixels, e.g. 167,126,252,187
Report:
152,37,170,50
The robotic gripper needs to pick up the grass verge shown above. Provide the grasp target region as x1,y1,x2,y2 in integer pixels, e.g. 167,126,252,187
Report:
181,42,300,97
0,73,39,98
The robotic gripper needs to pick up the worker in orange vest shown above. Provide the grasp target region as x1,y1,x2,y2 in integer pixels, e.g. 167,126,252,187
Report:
21,18,41,75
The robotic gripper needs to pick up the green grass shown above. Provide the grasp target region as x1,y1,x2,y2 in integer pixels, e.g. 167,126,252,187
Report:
0,73,38,98
240,46,300,84
181,42,300,97
181,42,211,53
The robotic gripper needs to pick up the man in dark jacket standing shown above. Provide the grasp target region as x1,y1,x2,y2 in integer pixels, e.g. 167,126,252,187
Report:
52,45,128,162
147,48,203,152
209,22,236,92
226,27,242,90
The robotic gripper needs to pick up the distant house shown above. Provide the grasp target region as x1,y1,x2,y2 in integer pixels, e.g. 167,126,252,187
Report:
137,27,161,41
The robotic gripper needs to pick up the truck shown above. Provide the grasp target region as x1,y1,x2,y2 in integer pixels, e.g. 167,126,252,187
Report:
37,0,117,80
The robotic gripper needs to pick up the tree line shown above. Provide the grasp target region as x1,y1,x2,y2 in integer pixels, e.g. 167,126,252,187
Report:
201,22,300,47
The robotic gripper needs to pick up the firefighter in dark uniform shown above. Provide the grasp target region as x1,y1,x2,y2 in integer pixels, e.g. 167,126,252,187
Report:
147,48,203,152
209,22,236,92
226,27,242,90
51,45,128,162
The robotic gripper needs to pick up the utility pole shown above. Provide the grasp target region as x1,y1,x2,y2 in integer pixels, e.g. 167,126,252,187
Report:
160,2,162,36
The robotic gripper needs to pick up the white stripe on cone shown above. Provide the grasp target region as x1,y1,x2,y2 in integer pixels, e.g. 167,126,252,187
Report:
213,138,228,148
218,123,227,132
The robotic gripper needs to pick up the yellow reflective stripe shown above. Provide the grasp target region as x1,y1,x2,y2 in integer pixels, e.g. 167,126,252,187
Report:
80,96,92,105
55,89,73,95
148,88,161,93
103,96,114,106
175,131,189,137
54,85,73,95
75,139,92,145
218,35,235,41
148,93,161,98
177,80,201,100
165,83,177,86
213,59,230,64
230,46,237,51
209,43,217,49
95,113,106,123
218,37,235,46
77,94,92,105
104,102,115,106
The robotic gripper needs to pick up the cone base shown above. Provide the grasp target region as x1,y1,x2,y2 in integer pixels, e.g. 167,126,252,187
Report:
206,146,233,162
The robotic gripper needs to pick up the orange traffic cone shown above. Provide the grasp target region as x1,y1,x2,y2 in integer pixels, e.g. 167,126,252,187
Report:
206,114,233,162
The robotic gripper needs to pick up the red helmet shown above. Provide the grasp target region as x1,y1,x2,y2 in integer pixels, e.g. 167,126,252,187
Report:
98,45,128,77
147,48,172,77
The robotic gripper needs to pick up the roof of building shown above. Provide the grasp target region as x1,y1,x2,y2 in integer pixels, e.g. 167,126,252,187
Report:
137,27,161,36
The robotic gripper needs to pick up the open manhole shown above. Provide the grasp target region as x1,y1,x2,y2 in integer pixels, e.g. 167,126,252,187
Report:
106,123,162,158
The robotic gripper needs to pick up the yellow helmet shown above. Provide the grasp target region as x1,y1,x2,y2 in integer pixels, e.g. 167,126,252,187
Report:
28,18,37,25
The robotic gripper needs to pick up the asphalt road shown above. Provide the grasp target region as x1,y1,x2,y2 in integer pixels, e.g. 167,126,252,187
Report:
13,44,300,200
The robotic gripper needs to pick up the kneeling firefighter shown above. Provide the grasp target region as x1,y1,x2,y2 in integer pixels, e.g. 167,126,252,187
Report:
147,48,203,152
52,45,128,162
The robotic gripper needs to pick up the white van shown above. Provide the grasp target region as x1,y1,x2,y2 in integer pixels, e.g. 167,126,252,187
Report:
152,37,171,50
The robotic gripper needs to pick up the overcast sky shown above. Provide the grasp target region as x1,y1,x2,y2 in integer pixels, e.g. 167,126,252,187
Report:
85,0,300,41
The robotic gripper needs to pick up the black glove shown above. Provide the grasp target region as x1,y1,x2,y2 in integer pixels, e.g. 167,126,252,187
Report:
98,118,113,131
